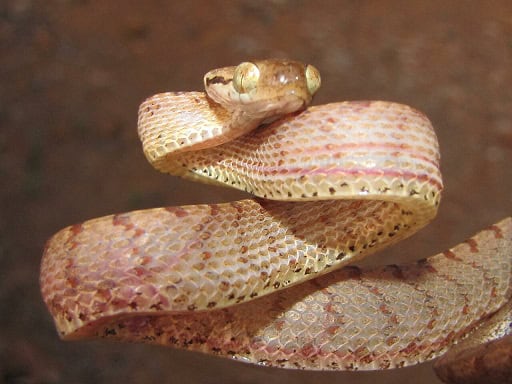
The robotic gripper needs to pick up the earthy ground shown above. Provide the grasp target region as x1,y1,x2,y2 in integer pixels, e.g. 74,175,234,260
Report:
1,1,511,383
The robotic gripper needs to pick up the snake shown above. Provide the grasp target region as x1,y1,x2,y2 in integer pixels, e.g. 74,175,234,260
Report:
40,59,511,383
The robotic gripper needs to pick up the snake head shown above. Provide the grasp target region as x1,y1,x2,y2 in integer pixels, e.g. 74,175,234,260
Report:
204,59,321,122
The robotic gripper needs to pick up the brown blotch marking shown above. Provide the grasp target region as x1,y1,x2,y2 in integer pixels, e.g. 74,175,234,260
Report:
205,75,231,86
329,187,336,195
427,319,436,330
133,228,145,238
165,206,189,218
274,320,285,331
386,264,405,279
173,294,187,304
379,303,392,315
400,342,418,355
189,241,203,250
489,224,504,239
386,336,399,346
219,281,230,291
353,346,371,361
207,301,217,308
113,213,134,229
66,223,84,250
300,343,317,357
462,304,470,315
193,262,205,271
66,276,80,288
201,216,213,225
201,251,212,260
318,214,331,224
132,266,147,277
369,286,381,296
64,312,73,322
240,245,248,254
324,303,335,313
199,232,211,240
416,258,438,273
104,328,117,337
209,204,221,216
443,250,463,261
97,288,112,301
70,223,83,236
465,238,479,253
326,325,339,335
231,202,245,214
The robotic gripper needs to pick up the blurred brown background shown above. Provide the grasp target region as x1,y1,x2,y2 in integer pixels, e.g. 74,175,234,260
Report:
1,1,511,383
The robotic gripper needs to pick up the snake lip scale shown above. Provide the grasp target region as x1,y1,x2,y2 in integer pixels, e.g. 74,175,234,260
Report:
40,59,511,382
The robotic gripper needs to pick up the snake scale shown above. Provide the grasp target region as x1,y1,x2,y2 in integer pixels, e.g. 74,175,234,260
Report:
40,60,511,383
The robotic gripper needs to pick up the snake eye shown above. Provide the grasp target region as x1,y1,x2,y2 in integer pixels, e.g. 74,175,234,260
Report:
233,62,260,94
305,64,321,95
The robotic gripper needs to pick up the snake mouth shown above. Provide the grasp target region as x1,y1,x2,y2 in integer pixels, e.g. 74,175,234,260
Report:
242,92,310,121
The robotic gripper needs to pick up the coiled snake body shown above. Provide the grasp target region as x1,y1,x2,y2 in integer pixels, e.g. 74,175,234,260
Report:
40,60,511,383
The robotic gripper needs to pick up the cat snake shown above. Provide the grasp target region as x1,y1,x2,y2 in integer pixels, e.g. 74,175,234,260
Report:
40,59,511,383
